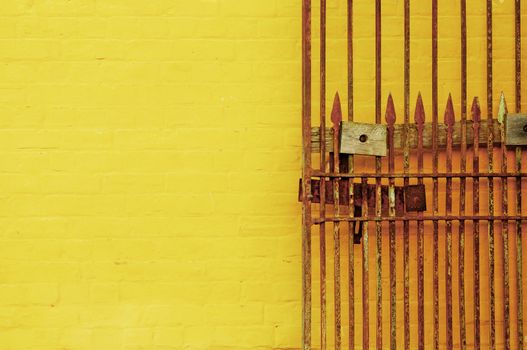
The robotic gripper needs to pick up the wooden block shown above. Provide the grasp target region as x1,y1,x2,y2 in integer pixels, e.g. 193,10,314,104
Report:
506,113,527,146
340,122,387,156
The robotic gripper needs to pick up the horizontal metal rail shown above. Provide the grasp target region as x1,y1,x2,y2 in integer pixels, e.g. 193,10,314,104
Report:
311,171,527,178
314,215,527,224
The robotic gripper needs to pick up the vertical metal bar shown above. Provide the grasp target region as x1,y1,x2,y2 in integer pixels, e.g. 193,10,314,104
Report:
301,1,312,348
498,93,511,350
472,97,482,350
432,2,439,349
516,145,523,350
319,2,327,349
459,2,468,349
331,94,342,350
386,94,397,350
346,2,355,349
403,2,411,349
375,1,383,349
515,2,524,348
362,175,369,350
348,0,354,121
444,95,455,350
415,93,426,350
516,0,522,114
486,2,496,348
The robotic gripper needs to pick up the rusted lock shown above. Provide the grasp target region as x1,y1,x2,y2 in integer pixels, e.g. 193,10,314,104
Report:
404,184,427,212
340,121,387,156
505,113,527,146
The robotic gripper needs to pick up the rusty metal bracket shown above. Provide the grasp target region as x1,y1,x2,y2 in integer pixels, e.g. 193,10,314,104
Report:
299,179,428,215
298,178,405,216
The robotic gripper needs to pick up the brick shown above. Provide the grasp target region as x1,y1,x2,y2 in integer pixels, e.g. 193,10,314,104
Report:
0,283,58,305
0,40,60,60
153,327,184,347
220,0,276,17
205,303,263,326
0,0,33,15
35,0,95,16
91,329,123,349
123,328,152,349
59,329,92,350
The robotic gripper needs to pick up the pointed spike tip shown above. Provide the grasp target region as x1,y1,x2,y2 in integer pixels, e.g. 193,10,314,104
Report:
471,96,481,123
385,94,396,125
331,92,342,129
498,91,508,124
414,92,425,125
444,94,455,126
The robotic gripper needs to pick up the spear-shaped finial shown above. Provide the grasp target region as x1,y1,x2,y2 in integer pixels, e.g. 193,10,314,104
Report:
331,92,342,132
444,94,455,128
414,92,425,125
498,91,508,124
385,93,396,125
471,96,481,124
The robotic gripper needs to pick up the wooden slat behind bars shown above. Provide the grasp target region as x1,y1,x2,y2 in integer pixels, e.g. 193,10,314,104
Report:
310,120,502,153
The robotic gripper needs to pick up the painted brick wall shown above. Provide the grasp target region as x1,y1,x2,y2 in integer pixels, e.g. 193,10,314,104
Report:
0,1,301,349
0,0,525,349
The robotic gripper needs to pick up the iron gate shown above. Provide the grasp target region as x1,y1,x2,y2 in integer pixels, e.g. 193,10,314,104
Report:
300,1,525,349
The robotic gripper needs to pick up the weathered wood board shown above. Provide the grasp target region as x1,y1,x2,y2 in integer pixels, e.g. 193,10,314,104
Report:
340,122,387,156
505,113,527,145
311,119,502,153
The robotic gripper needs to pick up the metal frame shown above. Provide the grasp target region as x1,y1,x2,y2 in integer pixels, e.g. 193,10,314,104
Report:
300,2,525,350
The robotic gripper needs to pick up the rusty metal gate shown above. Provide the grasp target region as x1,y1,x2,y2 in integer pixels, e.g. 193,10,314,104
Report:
300,1,525,349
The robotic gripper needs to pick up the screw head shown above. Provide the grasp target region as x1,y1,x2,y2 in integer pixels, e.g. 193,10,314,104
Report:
359,134,368,143
523,124,527,133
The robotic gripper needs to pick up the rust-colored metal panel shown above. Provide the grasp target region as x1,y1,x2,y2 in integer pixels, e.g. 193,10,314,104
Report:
404,184,426,212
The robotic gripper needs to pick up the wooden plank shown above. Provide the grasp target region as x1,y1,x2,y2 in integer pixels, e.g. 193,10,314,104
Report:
311,119,502,153
340,122,387,156
505,113,527,145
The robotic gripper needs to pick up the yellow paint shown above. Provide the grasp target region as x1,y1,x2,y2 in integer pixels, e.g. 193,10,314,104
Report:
0,0,525,349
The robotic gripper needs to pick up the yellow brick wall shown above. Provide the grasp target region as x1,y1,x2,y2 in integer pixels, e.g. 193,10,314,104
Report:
0,0,525,349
